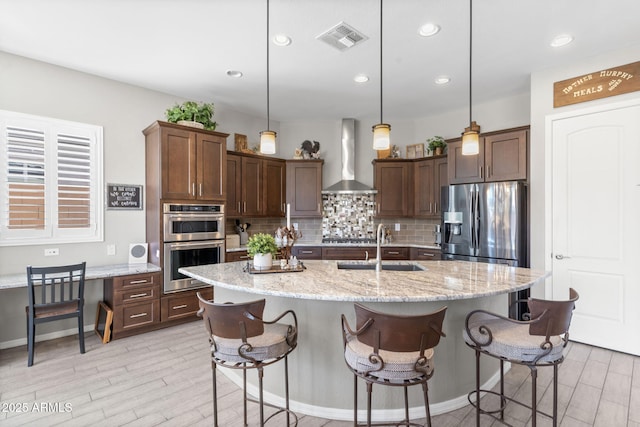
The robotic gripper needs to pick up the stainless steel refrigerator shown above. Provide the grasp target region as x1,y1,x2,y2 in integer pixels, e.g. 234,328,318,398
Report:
441,181,528,318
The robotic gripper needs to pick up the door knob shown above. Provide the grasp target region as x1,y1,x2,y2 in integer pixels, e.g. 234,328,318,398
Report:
554,254,571,260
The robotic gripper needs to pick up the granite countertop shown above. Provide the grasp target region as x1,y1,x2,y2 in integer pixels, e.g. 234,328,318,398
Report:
226,242,442,253
180,260,549,303
0,263,161,290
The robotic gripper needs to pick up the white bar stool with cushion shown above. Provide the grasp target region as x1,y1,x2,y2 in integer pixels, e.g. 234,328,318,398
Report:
196,292,298,426
463,288,579,426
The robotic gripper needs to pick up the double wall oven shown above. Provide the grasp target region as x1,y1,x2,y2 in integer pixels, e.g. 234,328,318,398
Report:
163,203,224,293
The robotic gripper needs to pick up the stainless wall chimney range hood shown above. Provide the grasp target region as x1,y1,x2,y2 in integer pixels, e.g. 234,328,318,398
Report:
322,118,377,194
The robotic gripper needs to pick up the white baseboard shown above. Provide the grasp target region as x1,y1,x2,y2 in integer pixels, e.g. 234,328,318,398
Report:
0,324,94,350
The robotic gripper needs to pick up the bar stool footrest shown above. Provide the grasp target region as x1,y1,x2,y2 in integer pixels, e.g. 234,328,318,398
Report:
467,389,554,425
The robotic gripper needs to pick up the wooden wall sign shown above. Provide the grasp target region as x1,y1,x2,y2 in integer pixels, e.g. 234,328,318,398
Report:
553,61,640,108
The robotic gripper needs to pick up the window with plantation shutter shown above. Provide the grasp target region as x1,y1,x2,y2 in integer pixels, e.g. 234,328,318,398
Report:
0,110,103,246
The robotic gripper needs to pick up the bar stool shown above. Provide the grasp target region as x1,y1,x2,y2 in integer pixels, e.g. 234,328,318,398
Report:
341,303,447,427
463,288,579,427
196,292,298,426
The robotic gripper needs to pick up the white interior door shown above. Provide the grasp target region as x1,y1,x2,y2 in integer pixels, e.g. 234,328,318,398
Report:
551,101,640,356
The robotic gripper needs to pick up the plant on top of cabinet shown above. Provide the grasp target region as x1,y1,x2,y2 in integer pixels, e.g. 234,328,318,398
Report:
165,101,217,130
427,136,446,156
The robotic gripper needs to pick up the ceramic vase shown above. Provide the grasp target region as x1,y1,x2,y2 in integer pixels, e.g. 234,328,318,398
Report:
253,253,273,270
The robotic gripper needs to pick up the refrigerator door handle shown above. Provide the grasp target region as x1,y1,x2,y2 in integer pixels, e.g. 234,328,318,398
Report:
473,187,480,255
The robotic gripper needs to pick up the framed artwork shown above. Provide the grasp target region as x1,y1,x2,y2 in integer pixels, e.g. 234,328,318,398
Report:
234,133,248,151
95,301,113,344
106,184,143,210
406,143,424,159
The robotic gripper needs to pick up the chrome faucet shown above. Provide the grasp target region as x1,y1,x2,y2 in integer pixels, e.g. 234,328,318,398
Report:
376,223,385,272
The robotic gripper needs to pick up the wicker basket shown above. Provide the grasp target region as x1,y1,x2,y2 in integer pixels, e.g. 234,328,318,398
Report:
177,120,204,129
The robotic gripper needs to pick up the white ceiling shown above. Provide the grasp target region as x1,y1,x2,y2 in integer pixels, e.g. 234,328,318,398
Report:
2,0,640,122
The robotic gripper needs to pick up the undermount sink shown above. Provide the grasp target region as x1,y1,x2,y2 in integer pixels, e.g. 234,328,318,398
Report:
337,262,426,272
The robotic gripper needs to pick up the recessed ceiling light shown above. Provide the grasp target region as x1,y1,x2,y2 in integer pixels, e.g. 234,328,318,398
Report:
434,76,451,85
273,34,292,46
418,23,440,37
226,70,243,78
354,74,369,83
550,34,574,48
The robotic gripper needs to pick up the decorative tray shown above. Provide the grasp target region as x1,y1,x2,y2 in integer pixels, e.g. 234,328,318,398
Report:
244,262,306,275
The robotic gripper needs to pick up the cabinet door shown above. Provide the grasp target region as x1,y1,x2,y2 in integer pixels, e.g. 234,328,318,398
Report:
374,161,412,217
242,157,262,216
447,139,485,184
286,160,323,217
433,156,448,217
197,134,225,200
263,159,286,217
292,246,322,260
484,129,528,182
161,127,195,199
414,159,435,217
226,154,242,216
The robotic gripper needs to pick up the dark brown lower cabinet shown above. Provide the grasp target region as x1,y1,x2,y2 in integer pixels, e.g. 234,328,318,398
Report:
104,271,212,340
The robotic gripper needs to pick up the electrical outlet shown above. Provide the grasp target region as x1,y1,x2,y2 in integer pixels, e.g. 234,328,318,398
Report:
44,248,59,256
395,223,401,231
293,223,298,230
107,244,116,256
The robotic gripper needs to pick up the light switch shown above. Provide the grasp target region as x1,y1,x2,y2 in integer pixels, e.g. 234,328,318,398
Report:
395,223,401,231
107,244,116,256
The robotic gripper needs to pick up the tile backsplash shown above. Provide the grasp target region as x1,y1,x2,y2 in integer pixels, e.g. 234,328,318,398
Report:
321,193,376,240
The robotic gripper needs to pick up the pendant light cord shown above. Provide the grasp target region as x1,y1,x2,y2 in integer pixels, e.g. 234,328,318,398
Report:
468,0,473,127
379,0,383,124
266,0,270,130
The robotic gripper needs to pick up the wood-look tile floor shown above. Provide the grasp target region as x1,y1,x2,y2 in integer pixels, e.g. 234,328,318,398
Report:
1,321,639,426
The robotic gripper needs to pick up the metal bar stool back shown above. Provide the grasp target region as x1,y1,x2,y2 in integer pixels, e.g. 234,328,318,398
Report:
464,288,579,426
26,262,87,367
196,292,298,426
341,303,447,427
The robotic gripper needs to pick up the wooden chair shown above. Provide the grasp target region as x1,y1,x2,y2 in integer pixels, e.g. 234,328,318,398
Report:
464,288,579,426
196,292,298,426
26,262,87,367
341,303,447,427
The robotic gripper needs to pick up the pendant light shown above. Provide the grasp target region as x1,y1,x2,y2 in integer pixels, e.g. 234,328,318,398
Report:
461,0,480,156
260,0,276,154
372,0,390,150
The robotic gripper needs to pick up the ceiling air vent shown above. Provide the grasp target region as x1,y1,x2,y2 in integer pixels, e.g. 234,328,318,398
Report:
317,22,368,51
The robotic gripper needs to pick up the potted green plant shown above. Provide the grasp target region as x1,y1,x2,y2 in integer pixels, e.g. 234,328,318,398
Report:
246,233,279,270
165,101,218,130
427,136,446,156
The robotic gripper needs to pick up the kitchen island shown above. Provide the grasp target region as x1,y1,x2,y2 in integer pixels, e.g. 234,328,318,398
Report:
180,259,550,422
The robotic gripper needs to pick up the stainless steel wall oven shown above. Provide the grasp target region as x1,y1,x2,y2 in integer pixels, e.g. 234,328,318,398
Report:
163,203,224,293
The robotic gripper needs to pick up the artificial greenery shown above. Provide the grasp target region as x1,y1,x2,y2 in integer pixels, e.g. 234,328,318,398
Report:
246,233,279,257
165,101,218,130
427,136,446,152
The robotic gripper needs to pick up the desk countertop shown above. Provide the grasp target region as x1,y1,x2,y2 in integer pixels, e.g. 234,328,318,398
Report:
0,263,161,290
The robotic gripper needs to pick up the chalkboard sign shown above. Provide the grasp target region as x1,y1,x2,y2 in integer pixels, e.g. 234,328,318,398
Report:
107,184,143,210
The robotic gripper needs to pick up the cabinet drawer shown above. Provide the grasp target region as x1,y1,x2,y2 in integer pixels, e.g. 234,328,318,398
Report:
113,272,161,290
381,247,409,260
292,246,322,260
113,300,160,331
410,248,442,260
161,288,213,322
226,250,249,262
113,285,158,306
322,247,372,261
